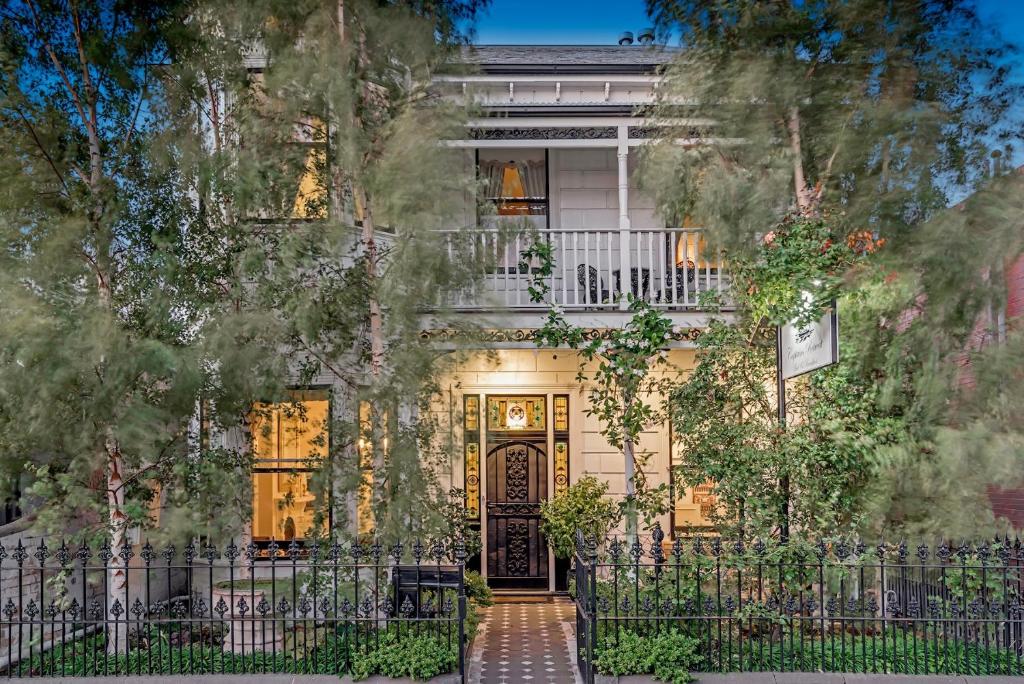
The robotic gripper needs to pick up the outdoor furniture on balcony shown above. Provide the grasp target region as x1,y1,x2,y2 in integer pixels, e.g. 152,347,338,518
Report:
612,267,651,299
576,264,610,304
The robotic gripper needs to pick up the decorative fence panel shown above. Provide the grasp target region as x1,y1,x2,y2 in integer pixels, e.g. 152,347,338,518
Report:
0,537,468,680
573,525,1024,683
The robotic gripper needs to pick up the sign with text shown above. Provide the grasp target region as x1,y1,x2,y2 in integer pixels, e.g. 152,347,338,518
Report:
780,308,838,380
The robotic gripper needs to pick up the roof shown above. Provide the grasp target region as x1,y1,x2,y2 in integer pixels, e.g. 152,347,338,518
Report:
458,45,678,74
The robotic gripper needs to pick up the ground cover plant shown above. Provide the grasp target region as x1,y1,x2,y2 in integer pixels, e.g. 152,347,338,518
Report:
588,628,1024,680
592,629,702,683
14,622,462,680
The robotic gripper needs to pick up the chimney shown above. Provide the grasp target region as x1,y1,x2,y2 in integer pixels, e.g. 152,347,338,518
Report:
637,28,655,45
991,149,1003,177
618,31,634,46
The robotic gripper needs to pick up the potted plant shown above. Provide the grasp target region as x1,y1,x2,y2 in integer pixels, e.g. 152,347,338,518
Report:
540,476,621,589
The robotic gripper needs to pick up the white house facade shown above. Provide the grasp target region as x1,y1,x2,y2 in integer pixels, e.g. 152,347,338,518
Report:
224,43,734,593
422,45,729,591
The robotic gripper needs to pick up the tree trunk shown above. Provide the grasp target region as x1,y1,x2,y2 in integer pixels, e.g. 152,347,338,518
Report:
623,437,638,542
337,0,384,534
787,106,815,216
223,424,253,579
335,0,385,379
354,185,385,378
105,434,130,653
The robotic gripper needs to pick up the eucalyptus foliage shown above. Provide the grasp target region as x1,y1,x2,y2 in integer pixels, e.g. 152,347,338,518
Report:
0,0,493,570
646,0,1024,536
2,0,200,521
188,0,491,543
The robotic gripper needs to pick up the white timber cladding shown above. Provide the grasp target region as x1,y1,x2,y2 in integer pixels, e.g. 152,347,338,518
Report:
555,147,658,231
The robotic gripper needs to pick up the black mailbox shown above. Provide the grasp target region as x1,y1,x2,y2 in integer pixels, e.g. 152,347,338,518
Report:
391,565,462,617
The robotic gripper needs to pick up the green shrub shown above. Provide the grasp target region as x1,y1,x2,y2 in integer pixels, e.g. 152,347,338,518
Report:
593,629,701,684
350,632,457,681
731,633,1024,675
464,570,493,607
540,475,621,559
15,625,462,679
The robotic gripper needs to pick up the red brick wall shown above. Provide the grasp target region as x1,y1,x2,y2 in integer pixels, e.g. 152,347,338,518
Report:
1007,254,1024,323
989,485,1024,530
988,254,1024,529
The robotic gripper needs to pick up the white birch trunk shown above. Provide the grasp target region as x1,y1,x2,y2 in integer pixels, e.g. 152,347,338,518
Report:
105,434,129,653
623,437,638,542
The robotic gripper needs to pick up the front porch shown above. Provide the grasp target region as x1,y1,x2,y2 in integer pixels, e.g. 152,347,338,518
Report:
440,349,716,594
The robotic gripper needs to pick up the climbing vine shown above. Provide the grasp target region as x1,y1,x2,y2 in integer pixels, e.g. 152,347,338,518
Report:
522,234,675,536
670,215,898,538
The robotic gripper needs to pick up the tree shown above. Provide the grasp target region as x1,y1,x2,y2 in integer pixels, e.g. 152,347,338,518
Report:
670,222,900,537
196,0,490,542
522,242,674,538
643,0,1024,536
0,0,226,649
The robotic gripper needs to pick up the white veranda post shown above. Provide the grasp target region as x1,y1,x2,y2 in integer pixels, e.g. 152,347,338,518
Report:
617,124,631,311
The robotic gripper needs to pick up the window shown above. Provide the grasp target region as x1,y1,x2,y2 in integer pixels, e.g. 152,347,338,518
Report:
478,149,548,217
0,470,22,527
251,390,330,542
245,71,329,221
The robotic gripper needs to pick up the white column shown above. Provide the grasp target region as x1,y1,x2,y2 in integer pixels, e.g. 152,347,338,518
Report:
617,125,631,310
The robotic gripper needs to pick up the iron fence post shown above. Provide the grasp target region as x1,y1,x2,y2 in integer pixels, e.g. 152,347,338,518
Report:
455,538,467,683
587,535,598,684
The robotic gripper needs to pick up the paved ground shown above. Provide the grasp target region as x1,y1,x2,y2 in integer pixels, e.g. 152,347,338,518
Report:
469,597,580,684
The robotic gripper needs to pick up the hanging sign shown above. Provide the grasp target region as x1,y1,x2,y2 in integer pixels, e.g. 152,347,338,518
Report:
780,306,838,380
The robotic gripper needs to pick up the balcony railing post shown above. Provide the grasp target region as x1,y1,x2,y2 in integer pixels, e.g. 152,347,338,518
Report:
617,127,631,310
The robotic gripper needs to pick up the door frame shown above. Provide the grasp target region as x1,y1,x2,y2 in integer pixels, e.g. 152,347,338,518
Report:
471,391,559,592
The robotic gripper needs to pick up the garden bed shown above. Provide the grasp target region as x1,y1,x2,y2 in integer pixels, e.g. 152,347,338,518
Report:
11,625,463,681
588,630,1024,684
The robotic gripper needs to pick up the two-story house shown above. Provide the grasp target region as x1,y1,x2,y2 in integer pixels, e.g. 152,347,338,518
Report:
242,43,729,593
215,39,743,600
422,44,727,591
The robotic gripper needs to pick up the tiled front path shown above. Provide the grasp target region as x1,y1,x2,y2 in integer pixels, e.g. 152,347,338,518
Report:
469,597,580,683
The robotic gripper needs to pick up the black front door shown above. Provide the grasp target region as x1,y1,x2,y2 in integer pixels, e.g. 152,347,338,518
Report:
486,440,548,589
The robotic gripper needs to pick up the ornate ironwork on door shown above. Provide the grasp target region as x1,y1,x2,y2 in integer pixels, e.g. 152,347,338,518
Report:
486,440,548,589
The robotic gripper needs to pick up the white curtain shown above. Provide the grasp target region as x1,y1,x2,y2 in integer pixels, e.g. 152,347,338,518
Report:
480,160,546,199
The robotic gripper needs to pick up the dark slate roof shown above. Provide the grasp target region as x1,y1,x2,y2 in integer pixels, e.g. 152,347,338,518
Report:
458,45,678,74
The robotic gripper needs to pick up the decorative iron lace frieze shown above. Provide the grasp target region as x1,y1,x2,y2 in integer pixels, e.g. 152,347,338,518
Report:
419,327,704,343
469,126,617,140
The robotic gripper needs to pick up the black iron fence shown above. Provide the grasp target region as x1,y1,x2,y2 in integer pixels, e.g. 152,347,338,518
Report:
0,536,468,679
574,525,1024,683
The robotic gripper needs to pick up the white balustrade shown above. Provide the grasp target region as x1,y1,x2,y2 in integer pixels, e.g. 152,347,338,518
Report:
436,227,727,311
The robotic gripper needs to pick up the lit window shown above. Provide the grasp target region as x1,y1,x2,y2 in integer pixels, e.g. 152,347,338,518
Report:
479,150,547,217
245,71,328,220
251,390,329,542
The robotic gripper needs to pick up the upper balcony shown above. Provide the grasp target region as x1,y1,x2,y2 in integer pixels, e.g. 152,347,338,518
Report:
436,226,728,313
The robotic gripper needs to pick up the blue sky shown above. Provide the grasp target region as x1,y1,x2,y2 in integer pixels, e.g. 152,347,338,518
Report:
473,0,1024,49
474,0,650,45
472,0,1024,180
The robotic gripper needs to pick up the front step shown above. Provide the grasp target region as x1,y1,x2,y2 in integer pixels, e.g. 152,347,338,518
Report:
491,590,569,603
